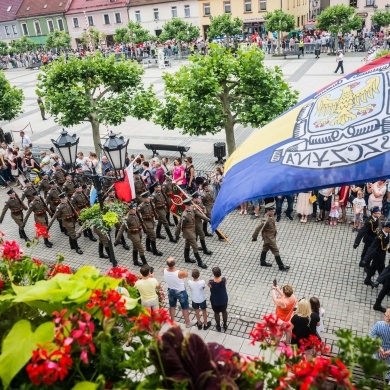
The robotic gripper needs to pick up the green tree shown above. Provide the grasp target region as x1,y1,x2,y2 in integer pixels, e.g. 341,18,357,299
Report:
37,53,158,153
45,31,71,51
79,28,106,49
207,14,243,39
264,10,295,55
114,21,153,45
0,72,24,121
9,37,40,54
159,19,200,57
155,44,298,155
371,10,390,28
316,4,362,53
0,41,8,56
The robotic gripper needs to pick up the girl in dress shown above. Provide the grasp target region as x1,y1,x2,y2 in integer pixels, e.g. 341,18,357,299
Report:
329,194,340,226
296,190,312,223
310,297,325,335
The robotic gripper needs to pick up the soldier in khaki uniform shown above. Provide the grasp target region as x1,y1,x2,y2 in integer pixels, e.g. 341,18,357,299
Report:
138,191,162,256
21,179,35,205
252,202,289,271
47,181,66,235
133,168,145,205
93,225,117,266
162,173,176,226
151,182,177,243
0,189,30,242
53,162,66,189
63,173,76,198
38,172,51,199
192,192,212,255
201,181,224,240
175,198,207,269
23,192,53,248
115,202,146,266
48,193,83,254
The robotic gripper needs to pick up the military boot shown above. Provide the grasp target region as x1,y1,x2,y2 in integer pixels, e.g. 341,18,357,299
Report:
133,250,143,266
44,238,53,248
203,221,213,237
146,237,152,252
200,239,212,255
156,224,166,239
151,240,163,256
184,248,196,263
69,237,75,249
73,239,83,255
165,226,177,243
194,252,207,269
21,229,31,242
106,247,117,267
121,236,130,250
167,213,175,226
99,243,109,259
87,228,97,242
140,255,148,265
260,251,272,267
275,255,290,271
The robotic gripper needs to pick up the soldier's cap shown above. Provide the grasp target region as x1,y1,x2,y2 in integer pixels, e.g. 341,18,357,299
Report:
141,191,151,198
33,191,40,197
75,164,82,169
105,167,112,173
53,162,60,167
108,188,115,193
371,206,381,213
74,183,82,189
65,172,72,177
191,191,200,198
40,172,48,178
133,167,141,174
203,181,210,187
49,180,57,185
6,189,15,195
183,197,193,205
59,193,68,199
24,179,31,184
384,221,390,228
265,202,276,210
129,202,137,209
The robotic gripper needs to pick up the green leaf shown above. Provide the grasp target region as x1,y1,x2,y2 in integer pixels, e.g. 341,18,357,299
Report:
0,320,54,389
71,382,98,390
72,265,100,279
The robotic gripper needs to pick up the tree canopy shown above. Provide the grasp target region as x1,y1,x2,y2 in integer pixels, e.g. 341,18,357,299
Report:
155,44,298,155
316,5,362,52
0,72,24,121
45,31,71,51
37,53,158,152
265,10,295,55
371,11,390,27
114,21,154,45
159,19,200,48
207,14,243,39
79,28,106,49
9,37,40,54
0,41,8,56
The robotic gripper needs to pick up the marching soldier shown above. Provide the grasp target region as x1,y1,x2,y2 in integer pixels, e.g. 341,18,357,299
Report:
138,191,163,256
354,206,381,267
133,168,145,205
37,172,51,199
53,162,66,189
47,181,66,235
21,179,35,205
105,188,117,203
71,184,97,242
162,172,176,226
93,225,117,267
63,173,76,198
48,193,83,254
201,181,224,239
151,182,177,243
175,198,207,268
192,192,212,255
252,202,290,271
115,202,146,267
23,191,53,248
363,222,390,287
0,189,30,242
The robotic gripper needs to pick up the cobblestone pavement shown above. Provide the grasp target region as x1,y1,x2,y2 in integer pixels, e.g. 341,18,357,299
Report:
0,51,382,354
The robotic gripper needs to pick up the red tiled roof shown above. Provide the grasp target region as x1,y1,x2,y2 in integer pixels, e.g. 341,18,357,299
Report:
66,0,129,15
0,0,25,22
15,0,71,19
130,0,179,5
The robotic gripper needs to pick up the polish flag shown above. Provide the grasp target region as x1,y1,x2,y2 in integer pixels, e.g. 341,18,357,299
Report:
114,165,135,202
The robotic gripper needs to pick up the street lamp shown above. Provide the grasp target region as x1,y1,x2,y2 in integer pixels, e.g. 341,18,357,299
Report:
51,129,79,169
386,3,390,11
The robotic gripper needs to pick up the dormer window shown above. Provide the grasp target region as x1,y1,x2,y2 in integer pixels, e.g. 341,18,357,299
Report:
44,4,47,8
26,6,30,10
6,6,12,11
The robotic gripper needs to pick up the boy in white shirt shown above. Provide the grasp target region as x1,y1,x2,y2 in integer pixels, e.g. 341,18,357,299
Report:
353,191,366,232
188,269,211,330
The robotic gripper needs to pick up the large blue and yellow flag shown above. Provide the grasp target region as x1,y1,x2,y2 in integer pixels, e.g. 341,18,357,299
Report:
212,55,390,230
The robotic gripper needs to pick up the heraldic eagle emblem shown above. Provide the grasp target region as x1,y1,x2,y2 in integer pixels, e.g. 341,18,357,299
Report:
314,76,380,126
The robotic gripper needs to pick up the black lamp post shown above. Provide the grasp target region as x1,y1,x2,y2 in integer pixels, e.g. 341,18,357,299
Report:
50,129,79,170
386,3,390,11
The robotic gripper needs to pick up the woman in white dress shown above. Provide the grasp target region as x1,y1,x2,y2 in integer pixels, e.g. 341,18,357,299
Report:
296,190,313,223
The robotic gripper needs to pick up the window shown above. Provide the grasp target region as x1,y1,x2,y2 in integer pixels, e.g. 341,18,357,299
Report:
34,20,42,35
244,0,252,12
172,6,177,18
224,1,231,13
4,26,10,36
73,17,79,28
47,19,54,33
115,13,122,23
135,11,141,22
12,25,17,34
350,0,357,6
366,0,374,5
7,6,12,12
203,3,210,16
21,23,28,35
57,18,64,31
103,14,110,24
184,5,190,17
297,16,299,26
260,0,266,11
88,15,94,26
154,8,159,20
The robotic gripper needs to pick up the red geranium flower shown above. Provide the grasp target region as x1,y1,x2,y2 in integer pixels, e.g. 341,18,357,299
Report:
32,258,43,266
86,289,127,317
1,240,21,261
47,264,72,278
35,223,50,239
106,266,138,286
130,308,173,334
250,314,292,345
0,280,5,292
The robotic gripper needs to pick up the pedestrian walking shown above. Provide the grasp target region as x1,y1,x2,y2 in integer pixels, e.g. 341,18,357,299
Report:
334,50,344,74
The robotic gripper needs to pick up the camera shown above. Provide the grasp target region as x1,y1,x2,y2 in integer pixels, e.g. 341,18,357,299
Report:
149,266,154,274
273,279,277,287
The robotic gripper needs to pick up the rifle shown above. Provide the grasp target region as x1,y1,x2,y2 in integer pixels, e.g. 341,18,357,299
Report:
149,198,159,219
135,209,147,234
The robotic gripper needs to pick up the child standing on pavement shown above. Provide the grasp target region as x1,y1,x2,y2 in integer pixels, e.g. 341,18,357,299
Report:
188,269,211,330
329,194,340,226
352,191,366,232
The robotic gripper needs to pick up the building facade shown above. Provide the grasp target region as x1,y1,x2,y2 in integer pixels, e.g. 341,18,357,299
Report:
65,0,130,48
198,0,310,39
128,0,200,37
15,0,70,45
0,0,24,42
